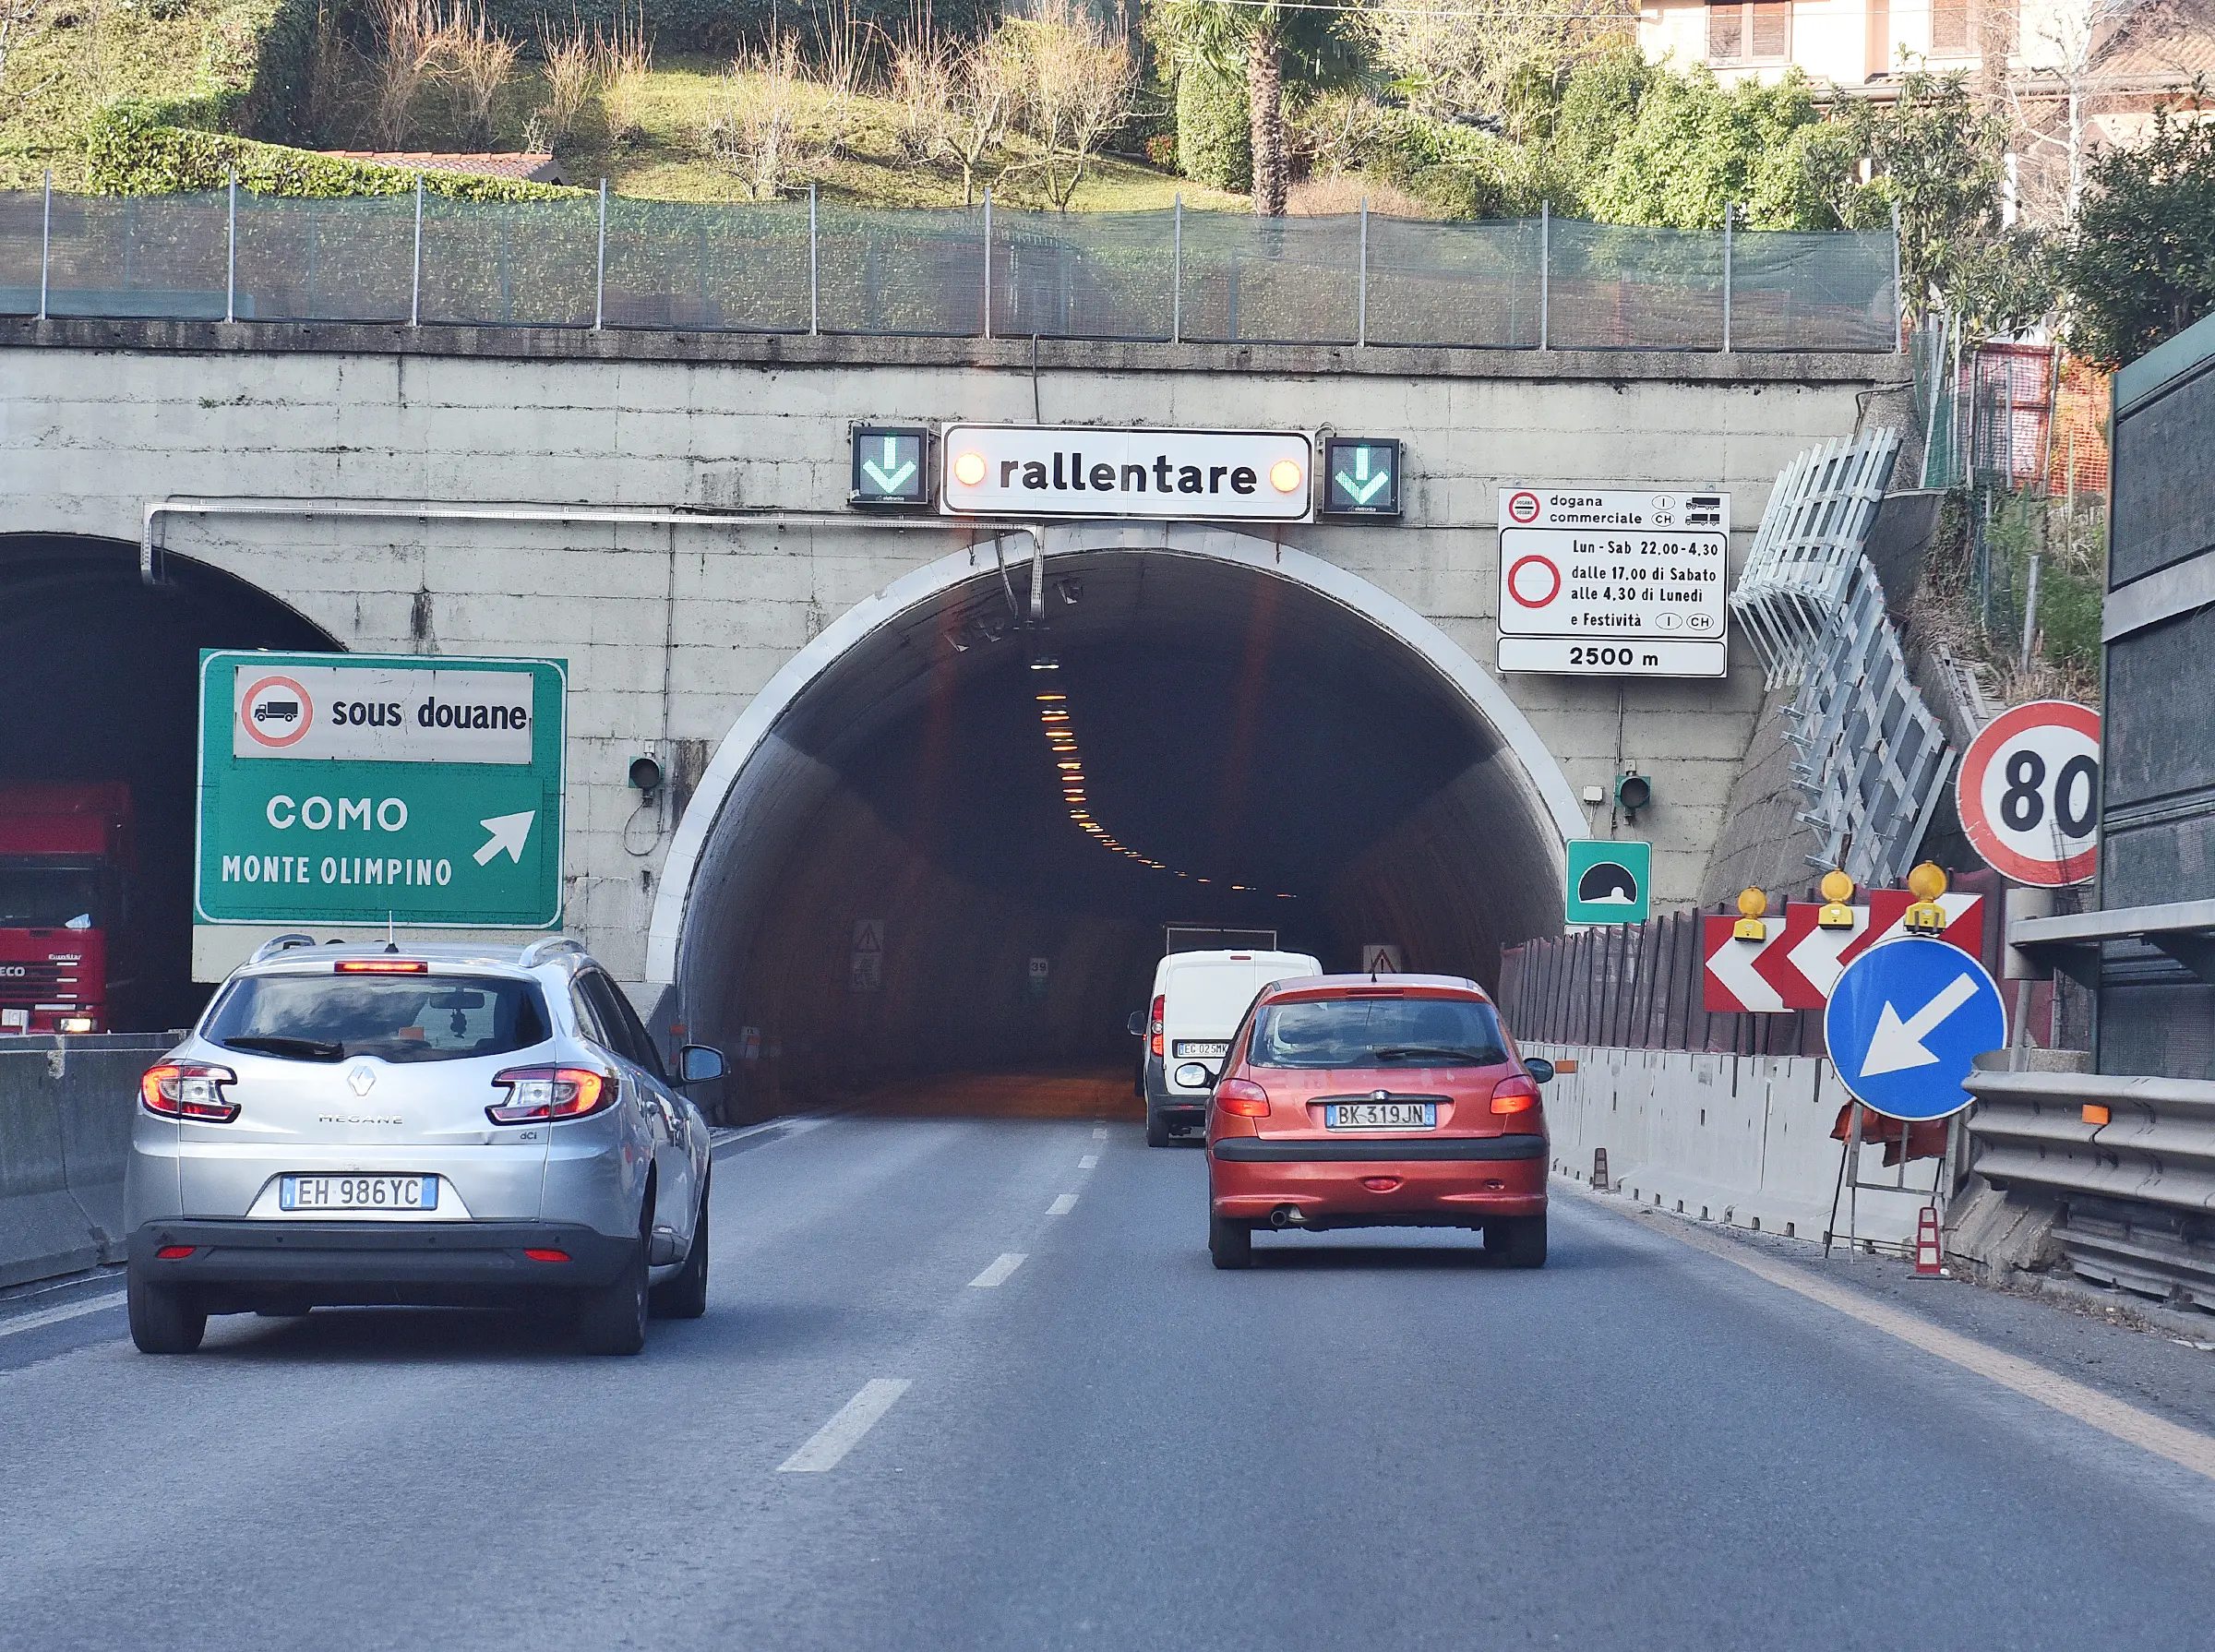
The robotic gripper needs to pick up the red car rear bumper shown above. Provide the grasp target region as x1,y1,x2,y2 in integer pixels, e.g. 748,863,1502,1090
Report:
1209,1134,1548,1225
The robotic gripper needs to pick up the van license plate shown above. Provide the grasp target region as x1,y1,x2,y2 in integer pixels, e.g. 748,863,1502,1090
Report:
1174,1041,1228,1059
280,1175,437,1211
1326,1103,1435,1131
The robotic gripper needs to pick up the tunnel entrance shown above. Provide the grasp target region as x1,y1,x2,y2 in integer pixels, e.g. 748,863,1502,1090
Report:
668,533,1576,1122
0,536,339,1032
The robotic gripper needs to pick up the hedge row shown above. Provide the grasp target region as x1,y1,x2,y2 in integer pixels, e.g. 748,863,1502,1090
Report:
84,106,585,200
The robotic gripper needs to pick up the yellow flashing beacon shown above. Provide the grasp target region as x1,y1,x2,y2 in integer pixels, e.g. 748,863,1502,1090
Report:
1733,886,1768,942
1902,861,1949,935
1817,869,1856,929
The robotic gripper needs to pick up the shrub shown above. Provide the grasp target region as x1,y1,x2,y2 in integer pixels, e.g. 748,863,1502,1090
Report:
1176,58,1247,193
84,103,584,198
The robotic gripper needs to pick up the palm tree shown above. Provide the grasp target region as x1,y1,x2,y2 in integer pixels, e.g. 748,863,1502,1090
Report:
1154,0,1356,215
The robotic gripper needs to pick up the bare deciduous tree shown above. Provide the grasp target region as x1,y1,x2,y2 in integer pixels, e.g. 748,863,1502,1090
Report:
701,32,805,199
370,0,443,148
593,3,653,146
941,29,1022,205
1369,0,1634,125
888,23,955,163
1006,0,1134,209
537,12,598,140
441,3,519,149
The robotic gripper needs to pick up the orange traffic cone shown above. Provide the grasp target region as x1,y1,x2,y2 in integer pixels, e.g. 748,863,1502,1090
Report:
1914,1205,1943,1276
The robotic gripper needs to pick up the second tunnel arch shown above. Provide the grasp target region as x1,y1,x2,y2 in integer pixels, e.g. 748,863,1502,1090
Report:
647,524,1586,1114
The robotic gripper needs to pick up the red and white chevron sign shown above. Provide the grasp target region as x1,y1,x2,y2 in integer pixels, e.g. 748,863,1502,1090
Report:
1702,892,1983,1013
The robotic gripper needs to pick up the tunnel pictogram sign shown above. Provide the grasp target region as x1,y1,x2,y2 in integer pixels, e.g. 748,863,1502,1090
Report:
1564,840,1649,925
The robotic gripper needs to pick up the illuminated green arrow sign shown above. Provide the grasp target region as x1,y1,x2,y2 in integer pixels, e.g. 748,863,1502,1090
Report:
1323,437,1402,516
850,425,929,507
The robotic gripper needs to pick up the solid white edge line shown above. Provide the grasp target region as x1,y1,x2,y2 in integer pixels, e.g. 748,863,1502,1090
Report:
777,1378,913,1473
0,1291,126,1338
1565,1179,2215,1484
1047,1193,1078,1216
968,1252,1027,1288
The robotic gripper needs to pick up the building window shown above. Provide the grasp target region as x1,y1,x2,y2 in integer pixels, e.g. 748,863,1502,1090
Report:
1709,1,1791,64
1932,0,2017,56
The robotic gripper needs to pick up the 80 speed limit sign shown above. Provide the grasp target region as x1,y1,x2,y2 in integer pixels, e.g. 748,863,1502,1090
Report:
1958,700,2101,886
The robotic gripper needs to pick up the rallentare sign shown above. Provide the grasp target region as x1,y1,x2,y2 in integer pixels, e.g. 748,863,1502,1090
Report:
939,425,1313,521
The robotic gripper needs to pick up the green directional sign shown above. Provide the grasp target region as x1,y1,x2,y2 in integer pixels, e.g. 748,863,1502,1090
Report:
1323,437,1402,517
1564,838,1650,926
196,651,566,928
850,425,929,508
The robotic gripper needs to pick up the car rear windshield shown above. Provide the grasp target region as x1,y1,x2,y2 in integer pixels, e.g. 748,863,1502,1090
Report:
1249,996,1508,1069
204,972,552,1064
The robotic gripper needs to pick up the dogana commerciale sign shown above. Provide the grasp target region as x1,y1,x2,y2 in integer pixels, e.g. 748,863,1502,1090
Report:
198,652,567,929
1495,487,1730,678
939,426,1313,521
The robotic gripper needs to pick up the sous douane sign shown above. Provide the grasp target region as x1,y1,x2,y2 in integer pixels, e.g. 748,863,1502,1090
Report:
939,425,1313,521
198,651,567,929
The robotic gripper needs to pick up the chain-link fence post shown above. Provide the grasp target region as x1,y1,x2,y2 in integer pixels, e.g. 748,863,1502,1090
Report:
593,178,606,329
1357,196,1368,347
808,183,820,335
410,174,424,327
1539,201,1550,352
37,169,50,322
1721,202,1732,353
225,169,237,324
981,187,992,340
1171,194,1182,344
1890,199,1903,349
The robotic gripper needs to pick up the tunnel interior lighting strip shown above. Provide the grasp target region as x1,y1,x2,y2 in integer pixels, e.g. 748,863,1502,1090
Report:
1035,692,1296,899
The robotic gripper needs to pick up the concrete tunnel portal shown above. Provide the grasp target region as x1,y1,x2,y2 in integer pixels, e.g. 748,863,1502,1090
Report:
667,533,1580,1122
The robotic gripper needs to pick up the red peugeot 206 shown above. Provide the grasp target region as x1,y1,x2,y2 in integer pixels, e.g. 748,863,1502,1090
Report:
1203,974,1553,1269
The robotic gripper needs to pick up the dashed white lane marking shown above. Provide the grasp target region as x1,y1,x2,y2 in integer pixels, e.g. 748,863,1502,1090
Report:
0,1291,126,1338
1092,1127,1108,1140
777,1379,913,1473
969,1252,1027,1288
1079,1155,1099,1170
1607,1191,2215,1485
1048,1193,1079,1216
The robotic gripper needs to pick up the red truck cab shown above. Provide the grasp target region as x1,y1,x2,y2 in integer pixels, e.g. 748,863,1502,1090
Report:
0,782,132,1035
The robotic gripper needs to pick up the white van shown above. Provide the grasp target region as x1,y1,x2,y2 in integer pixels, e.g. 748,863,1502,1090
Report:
1138,949,1321,1146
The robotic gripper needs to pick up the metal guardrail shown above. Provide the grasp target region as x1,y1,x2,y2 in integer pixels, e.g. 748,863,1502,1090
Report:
0,177,1906,353
2010,900,2215,987
1967,1068,2215,1309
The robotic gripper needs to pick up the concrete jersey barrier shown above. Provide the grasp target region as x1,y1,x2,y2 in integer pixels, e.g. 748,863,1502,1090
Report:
1532,1043,1931,1250
0,1034,176,1287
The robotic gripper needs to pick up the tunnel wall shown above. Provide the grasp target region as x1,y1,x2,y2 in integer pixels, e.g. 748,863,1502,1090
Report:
2,334,1898,995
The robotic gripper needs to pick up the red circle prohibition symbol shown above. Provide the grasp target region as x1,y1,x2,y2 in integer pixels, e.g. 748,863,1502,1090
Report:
1957,699,2101,886
241,675,314,748
1507,555,1562,609
1507,490,1542,525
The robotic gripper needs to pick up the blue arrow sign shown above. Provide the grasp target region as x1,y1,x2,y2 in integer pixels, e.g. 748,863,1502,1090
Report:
1823,937,2005,1120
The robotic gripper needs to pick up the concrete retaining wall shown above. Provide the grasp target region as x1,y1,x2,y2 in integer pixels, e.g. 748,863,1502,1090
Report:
1533,1043,1931,1249
0,1035,172,1287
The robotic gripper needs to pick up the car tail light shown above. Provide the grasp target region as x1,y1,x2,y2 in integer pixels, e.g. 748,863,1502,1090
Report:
337,959,426,974
156,1245,197,1261
140,1062,241,1122
523,1248,570,1263
1149,994,1165,1059
1215,1078,1270,1118
1491,1075,1540,1115
487,1066,613,1124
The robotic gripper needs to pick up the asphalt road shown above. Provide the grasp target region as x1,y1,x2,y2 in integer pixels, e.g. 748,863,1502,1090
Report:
5,1113,2215,1651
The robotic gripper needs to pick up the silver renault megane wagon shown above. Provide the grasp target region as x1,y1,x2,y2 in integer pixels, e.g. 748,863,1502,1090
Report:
126,935,721,1356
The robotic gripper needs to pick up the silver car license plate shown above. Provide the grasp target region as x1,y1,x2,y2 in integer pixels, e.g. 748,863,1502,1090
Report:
1326,1102,1435,1131
279,1174,437,1212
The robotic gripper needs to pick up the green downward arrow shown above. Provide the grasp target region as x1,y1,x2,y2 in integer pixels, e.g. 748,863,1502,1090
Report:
1334,447,1389,506
862,436,917,494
